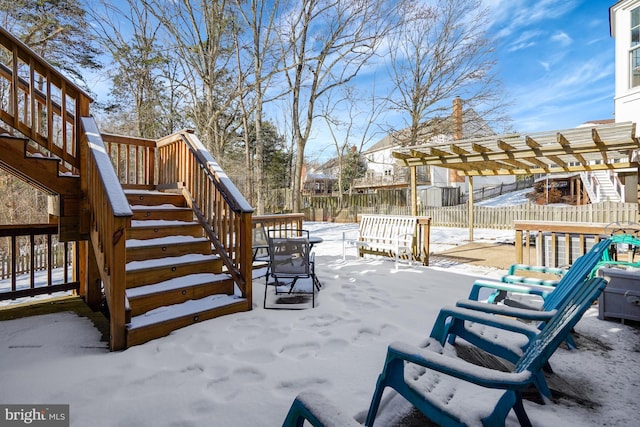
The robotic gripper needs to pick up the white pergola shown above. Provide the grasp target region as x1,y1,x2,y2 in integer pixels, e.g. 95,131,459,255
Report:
392,121,640,239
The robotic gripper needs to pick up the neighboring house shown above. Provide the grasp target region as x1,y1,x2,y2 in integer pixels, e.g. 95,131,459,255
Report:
302,158,338,195
522,1,640,205
527,2,640,205
611,0,640,131
353,98,515,195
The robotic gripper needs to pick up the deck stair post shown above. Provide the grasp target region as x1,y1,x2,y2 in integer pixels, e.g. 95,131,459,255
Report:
123,189,246,347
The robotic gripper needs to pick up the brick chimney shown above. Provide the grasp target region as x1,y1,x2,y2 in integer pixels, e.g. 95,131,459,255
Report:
452,96,463,140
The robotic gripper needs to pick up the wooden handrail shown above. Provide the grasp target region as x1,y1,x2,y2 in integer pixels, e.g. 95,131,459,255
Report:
82,117,132,350
156,130,254,304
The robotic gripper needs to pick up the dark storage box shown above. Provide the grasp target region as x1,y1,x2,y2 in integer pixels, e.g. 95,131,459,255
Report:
598,267,640,323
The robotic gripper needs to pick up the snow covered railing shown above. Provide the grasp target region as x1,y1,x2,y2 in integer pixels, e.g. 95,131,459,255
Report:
0,26,92,173
156,130,254,304
83,117,133,350
252,214,304,236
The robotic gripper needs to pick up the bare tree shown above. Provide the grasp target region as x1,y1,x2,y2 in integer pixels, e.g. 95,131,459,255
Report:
0,0,101,89
278,0,396,212
90,0,172,138
230,0,283,214
141,0,241,159
320,84,386,202
387,0,507,147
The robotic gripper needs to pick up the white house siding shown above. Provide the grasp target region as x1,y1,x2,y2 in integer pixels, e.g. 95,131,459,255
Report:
611,0,640,134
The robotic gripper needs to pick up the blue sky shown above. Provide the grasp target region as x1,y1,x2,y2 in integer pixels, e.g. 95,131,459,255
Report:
85,0,617,162
484,0,614,132
302,0,617,162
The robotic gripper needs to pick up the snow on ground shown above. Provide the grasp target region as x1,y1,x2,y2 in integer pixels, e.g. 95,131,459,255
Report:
476,187,533,207
0,222,638,426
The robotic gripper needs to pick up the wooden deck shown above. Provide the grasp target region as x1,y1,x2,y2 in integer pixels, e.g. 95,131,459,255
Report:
0,295,110,345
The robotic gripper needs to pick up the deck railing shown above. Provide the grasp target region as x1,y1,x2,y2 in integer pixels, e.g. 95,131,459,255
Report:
0,224,77,301
514,221,610,268
101,133,156,188
83,117,132,350
0,26,91,172
156,130,254,303
252,214,305,235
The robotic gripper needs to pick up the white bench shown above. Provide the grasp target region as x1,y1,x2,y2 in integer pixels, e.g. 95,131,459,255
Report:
343,215,418,267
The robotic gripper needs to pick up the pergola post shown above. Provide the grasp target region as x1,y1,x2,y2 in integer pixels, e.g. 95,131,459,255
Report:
411,166,417,216
468,175,474,241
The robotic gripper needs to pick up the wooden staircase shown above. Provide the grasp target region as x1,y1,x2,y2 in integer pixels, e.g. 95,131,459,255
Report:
123,189,246,347
0,27,254,350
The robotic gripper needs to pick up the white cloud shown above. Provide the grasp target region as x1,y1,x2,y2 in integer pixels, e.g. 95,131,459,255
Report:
505,30,543,52
484,0,578,41
551,31,572,46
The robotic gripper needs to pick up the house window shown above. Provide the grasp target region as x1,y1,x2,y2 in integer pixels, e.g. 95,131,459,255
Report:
631,7,640,87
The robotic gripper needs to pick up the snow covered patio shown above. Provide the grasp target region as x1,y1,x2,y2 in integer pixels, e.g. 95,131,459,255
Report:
0,222,638,426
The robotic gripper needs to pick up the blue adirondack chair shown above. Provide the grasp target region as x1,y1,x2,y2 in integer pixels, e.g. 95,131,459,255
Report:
428,274,608,401
454,238,610,351
282,391,361,427
487,264,567,305
500,264,567,287
460,238,610,313
590,232,640,273
364,277,608,427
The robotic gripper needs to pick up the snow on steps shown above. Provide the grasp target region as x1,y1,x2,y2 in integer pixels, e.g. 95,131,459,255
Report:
125,253,224,288
121,188,250,348
126,294,248,347
126,235,212,262
125,272,235,316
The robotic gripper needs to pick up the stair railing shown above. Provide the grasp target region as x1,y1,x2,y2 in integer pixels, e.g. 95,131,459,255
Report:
100,133,156,187
610,171,625,201
156,130,254,304
580,171,599,203
82,117,132,351
0,26,91,172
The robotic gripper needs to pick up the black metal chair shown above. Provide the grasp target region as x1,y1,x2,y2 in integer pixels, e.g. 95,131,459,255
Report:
264,229,321,309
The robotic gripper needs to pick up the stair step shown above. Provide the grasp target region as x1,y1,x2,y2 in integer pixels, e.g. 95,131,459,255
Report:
128,220,203,240
126,253,222,287
130,204,194,221
126,235,212,262
126,272,234,316
125,189,187,207
126,295,249,347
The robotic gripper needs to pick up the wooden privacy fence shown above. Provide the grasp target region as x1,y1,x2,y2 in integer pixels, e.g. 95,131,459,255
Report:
305,201,638,229
423,201,638,229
